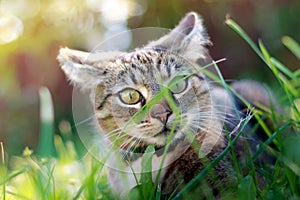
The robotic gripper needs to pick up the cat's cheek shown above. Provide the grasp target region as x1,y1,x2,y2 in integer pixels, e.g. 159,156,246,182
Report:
95,108,110,119
131,120,164,138
166,114,177,130
189,76,210,96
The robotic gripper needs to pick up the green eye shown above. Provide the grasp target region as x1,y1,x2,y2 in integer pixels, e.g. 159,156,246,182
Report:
169,76,188,94
119,88,141,105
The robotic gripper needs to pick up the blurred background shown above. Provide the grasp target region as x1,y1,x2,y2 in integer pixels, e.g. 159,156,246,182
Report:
0,0,299,156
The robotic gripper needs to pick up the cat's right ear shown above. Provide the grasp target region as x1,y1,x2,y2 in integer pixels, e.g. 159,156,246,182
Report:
148,12,212,64
57,48,120,89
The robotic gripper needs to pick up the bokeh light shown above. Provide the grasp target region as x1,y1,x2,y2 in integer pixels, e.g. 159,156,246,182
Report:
0,0,40,19
0,14,23,44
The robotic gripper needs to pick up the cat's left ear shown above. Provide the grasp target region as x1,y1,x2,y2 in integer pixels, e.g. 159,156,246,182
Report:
148,12,212,64
57,48,121,89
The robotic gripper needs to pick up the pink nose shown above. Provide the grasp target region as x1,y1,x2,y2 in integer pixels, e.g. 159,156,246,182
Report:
150,101,172,124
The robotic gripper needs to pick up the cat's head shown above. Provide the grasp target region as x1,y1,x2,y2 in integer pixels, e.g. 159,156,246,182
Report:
58,12,219,154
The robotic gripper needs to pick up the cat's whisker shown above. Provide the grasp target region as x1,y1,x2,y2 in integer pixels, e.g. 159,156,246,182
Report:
190,118,241,130
197,103,245,109
181,110,238,121
104,125,138,145
105,135,128,149
73,114,96,127
102,130,127,141
127,138,140,152
198,110,249,120
207,79,236,84
102,131,124,141
121,137,141,160
189,122,236,138
197,104,247,113
198,106,242,112
193,114,241,123
119,136,136,150
186,115,244,133
187,124,222,137
102,124,137,141
119,138,132,150
121,140,134,160
189,112,254,139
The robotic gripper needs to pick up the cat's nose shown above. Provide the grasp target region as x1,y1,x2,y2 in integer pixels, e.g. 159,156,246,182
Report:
150,101,172,124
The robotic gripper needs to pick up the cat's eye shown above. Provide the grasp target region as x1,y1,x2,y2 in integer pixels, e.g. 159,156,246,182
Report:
119,88,141,105
169,76,188,94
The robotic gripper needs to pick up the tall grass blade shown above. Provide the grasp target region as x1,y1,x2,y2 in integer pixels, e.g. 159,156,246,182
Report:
141,145,155,199
225,18,265,62
251,123,290,161
0,142,5,200
237,175,256,200
294,69,300,77
282,36,300,60
38,87,54,157
270,57,296,80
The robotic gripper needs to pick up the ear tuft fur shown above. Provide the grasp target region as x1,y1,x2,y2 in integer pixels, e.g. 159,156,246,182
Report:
57,48,100,89
147,12,212,64
57,48,122,89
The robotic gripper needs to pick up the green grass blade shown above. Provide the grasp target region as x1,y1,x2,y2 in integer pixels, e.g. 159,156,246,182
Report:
237,175,256,200
0,169,26,188
0,142,4,167
38,87,55,157
141,145,155,199
285,168,297,195
278,74,299,97
226,129,242,182
258,40,281,76
1,142,6,200
253,113,274,143
225,18,265,62
44,164,56,199
259,40,272,66
251,123,290,161
270,57,296,80
282,36,300,60
294,69,300,77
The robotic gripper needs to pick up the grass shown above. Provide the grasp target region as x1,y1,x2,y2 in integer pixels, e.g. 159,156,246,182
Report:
1,18,300,199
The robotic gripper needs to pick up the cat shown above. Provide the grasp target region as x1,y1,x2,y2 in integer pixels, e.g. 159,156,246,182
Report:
57,12,276,198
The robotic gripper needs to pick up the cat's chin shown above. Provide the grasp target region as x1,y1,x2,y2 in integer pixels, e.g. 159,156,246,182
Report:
140,128,184,149
121,130,190,163
136,130,169,147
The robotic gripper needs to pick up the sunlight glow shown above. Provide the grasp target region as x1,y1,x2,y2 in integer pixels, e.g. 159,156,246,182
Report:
0,0,40,19
87,0,145,24
43,0,94,32
0,15,23,44
103,24,132,50
101,0,130,22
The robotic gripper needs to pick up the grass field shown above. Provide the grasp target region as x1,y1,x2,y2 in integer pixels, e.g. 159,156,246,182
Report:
1,18,300,200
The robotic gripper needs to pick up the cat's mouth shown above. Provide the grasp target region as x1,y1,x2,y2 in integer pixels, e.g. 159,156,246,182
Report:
121,141,177,162
121,127,179,161
153,126,169,137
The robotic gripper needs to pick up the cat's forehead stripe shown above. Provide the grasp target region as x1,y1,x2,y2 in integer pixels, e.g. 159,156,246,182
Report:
119,50,186,77
129,72,137,84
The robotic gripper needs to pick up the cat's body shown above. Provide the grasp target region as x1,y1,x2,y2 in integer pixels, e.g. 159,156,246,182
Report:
58,12,276,198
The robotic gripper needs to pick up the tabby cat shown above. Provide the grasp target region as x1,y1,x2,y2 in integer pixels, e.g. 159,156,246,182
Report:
58,12,275,198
